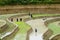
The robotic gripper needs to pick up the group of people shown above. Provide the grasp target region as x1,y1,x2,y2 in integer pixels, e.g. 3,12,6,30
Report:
11,12,33,22
11,18,22,22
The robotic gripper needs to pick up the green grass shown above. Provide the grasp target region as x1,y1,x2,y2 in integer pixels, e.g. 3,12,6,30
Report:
12,22,31,40
15,22,31,34
48,22,60,35
0,21,4,26
0,21,15,36
33,14,60,17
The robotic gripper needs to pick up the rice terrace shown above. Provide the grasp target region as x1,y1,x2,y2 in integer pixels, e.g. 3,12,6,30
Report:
0,0,60,40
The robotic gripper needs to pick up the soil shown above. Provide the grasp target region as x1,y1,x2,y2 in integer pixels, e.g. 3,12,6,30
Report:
0,4,60,14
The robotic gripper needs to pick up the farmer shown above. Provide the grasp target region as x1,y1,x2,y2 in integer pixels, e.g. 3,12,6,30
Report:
35,28,37,36
17,18,18,22
11,18,13,22
20,18,22,21
29,12,33,18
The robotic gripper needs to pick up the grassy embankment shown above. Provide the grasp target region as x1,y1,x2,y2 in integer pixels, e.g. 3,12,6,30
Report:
12,22,31,40
48,22,60,35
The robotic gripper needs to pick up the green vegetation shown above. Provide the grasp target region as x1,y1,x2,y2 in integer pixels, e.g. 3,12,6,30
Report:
0,20,15,35
0,0,59,5
1,13,60,40
33,14,60,17
48,22,60,35
0,21,4,26
12,22,31,40
0,39,1,40
15,22,30,33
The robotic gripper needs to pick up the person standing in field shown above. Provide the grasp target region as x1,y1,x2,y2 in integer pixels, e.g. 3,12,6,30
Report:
35,28,37,36
29,12,33,18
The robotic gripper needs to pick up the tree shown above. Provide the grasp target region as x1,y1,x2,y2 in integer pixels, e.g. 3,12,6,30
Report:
20,0,31,5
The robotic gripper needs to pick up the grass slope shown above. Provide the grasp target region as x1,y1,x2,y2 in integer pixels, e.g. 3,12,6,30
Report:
33,14,60,17
48,21,60,35
12,22,31,40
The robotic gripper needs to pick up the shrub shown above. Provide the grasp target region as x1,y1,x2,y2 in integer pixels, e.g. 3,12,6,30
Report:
0,0,59,5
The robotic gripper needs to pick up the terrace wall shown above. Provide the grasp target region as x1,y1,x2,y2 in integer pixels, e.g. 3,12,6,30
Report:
1,20,18,40
43,29,53,40
26,28,33,40
2,27,19,40
45,18,60,26
0,4,60,14
0,20,7,33
44,18,60,40
50,34,60,40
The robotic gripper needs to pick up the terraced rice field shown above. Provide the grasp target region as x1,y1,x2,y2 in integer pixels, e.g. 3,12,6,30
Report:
48,21,60,35
33,14,60,17
0,21,4,25
12,22,31,40
0,20,5,27
0,21,16,39
33,14,60,34
1,13,60,40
